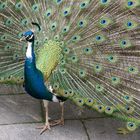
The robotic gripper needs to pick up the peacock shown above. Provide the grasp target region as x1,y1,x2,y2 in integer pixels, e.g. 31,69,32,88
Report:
0,0,140,135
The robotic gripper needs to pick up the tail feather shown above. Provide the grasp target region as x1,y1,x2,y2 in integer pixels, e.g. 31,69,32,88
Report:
0,0,140,128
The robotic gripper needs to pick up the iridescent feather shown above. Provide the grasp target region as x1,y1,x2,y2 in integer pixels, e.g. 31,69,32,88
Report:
0,0,140,133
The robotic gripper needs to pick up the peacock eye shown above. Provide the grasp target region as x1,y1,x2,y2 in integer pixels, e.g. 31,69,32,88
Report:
96,66,99,69
88,100,91,102
47,13,50,16
127,22,132,26
79,100,82,103
122,40,126,45
126,107,130,110
107,107,110,110
125,96,129,99
101,19,106,24
102,0,108,3
129,123,133,127
96,36,101,40
81,3,86,7
64,11,68,14
128,1,133,6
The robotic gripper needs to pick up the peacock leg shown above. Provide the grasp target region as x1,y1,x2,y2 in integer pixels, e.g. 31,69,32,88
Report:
50,102,65,126
48,85,65,126
36,100,51,135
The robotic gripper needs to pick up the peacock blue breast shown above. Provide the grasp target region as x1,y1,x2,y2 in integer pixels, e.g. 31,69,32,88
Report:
24,54,53,101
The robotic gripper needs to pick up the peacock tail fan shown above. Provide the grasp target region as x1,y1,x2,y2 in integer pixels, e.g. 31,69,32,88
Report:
0,0,140,130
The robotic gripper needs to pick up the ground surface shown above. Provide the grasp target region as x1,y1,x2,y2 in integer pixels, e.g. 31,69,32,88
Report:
0,85,140,140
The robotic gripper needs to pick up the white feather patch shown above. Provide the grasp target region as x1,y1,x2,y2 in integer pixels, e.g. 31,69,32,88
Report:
48,85,53,92
52,95,59,102
26,42,32,58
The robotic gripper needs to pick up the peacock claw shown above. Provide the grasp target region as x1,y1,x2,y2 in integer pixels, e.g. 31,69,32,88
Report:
117,128,130,135
36,123,51,135
36,119,64,135
50,119,64,126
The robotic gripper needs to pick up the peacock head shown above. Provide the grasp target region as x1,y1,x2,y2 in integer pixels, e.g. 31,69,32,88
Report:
21,30,34,42
20,22,41,42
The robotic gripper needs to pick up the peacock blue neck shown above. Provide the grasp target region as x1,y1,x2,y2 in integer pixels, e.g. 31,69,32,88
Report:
24,40,54,101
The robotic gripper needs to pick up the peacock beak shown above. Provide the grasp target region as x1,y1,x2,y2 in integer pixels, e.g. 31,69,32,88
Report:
20,36,25,41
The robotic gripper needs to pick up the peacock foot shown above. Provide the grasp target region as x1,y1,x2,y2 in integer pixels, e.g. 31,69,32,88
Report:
36,119,64,135
36,123,51,135
50,119,64,126
117,127,130,135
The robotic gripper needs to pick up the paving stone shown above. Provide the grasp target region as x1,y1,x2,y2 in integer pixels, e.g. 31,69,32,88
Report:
84,118,140,140
47,100,105,120
0,120,88,140
0,84,25,94
0,94,43,124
